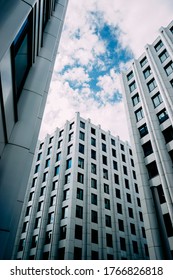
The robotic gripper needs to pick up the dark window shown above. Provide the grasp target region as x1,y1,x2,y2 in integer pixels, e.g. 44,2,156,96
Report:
25,206,31,216
60,226,67,240
91,193,97,205
145,244,149,257
91,229,98,244
113,160,118,170
35,164,40,173
120,237,126,251
76,205,83,219
170,26,173,34
80,121,85,129
114,174,119,184
157,185,166,204
91,149,96,160
52,180,58,190
147,78,157,92
32,177,37,188
28,192,34,201
62,207,68,219
48,212,54,224
123,166,128,175
105,215,112,227
58,248,65,260
78,157,84,169
91,137,96,146
69,122,74,130
139,124,148,138
140,57,147,67
118,219,124,231
112,149,116,157
22,222,28,233
102,155,107,165
139,211,143,222
103,169,108,180
128,207,134,218
104,183,109,194
66,158,72,169
91,251,99,260
129,81,136,93
135,183,139,193
45,231,52,244
39,143,43,150
143,66,151,79
135,108,144,122
154,40,163,52
142,227,146,238
77,188,83,200
163,213,173,237
67,145,72,155
74,247,82,260
56,152,61,161
162,126,173,143
42,172,48,182
77,172,84,184
122,154,126,162
170,79,173,87
91,178,97,189
133,170,136,180
117,203,122,214
79,131,85,141
105,198,110,210
65,173,71,184
40,187,46,196
37,153,42,161
69,132,73,142
101,133,106,140
132,241,139,254
111,138,115,146
54,165,60,176
106,233,113,247
79,143,85,154
142,141,153,157
126,193,131,203
132,93,140,106
59,130,63,137
159,49,169,63
131,158,134,167
115,188,121,199
157,109,169,124
130,223,136,235
57,140,62,149
152,92,162,108
50,195,56,206
18,239,25,251
125,179,129,189
63,189,70,200
31,235,38,248
75,225,82,240
164,61,173,76
102,143,107,152
91,127,96,135
146,161,159,179
91,163,97,174
127,71,134,81
91,210,98,223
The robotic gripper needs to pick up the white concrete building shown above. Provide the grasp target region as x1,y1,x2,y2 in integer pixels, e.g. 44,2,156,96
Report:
13,113,148,260
0,0,68,259
121,21,173,259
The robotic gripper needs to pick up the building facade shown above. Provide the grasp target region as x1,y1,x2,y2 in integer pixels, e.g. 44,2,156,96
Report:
13,113,149,260
0,0,68,259
121,21,173,259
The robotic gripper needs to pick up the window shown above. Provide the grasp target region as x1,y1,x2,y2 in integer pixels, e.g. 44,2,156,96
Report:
154,40,163,52
79,131,85,141
91,149,96,160
54,165,60,176
102,155,107,165
133,170,136,180
164,61,173,76
45,159,50,168
152,92,163,108
62,207,68,219
45,231,52,244
128,207,134,218
22,221,28,233
162,126,173,143
131,159,134,167
57,140,62,149
102,143,107,152
130,223,136,235
48,212,54,224
170,26,173,34
69,122,74,130
105,198,110,210
120,237,126,251
78,157,84,169
80,121,85,129
111,138,115,146
58,247,65,260
69,132,74,142
142,141,153,157
157,109,169,124
104,184,109,194
59,130,63,137
91,137,96,146
135,108,144,122
139,123,148,138
77,172,84,183
114,174,119,184
13,16,32,98
25,206,31,216
91,229,98,244
146,161,158,179
123,166,128,175
101,133,106,140
50,196,56,206
37,153,42,161
18,239,25,252
91,193,97,205
66,158,72,169
65,173,71,184
132,241,139,254
120,144,124,151
142,227,146,238
163,213,173,237
79,143,84,154
63,189,70,200
112,149,116,157
126,193,131,203
37,201,43,212
31,235,38,248
113,160,118,170
143,66,151,79
74,247,82,260
106,234,113,247
139,211,143,222
77,188,83,200
129,81,136,93
147,78,157,92
132,93,140,106
105,215,112,227
91,163,97,174
75,225,83,240
35,164,40,173
159,49,169,63
91,210,98,223
115,188,121,199
60,226,67,240
39,142,43,150
28,192,34,201
32,177,37,188
135,183,139,193
170,79,173,87
118,219,124,231
125,179,129,189
40,187,46,196
67,145,72,155
127,71,134,81
91,127,96,135
76,205,83,219
117,203,122,214
103,169,108,180
91,251,99,260
140,57,147,67
42,172,48,182
91,178,97,189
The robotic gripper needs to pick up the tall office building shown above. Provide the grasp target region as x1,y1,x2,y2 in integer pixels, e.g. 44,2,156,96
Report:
121,21,173,259
13,113,148,260
0,0,68,259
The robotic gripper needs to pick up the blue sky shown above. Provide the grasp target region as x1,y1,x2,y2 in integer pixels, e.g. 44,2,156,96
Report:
39,0,173,142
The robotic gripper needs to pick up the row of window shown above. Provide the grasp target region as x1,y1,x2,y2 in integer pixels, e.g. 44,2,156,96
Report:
135,106,169,125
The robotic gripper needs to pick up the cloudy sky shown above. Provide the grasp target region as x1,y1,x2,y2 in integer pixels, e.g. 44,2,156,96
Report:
39,0,173,142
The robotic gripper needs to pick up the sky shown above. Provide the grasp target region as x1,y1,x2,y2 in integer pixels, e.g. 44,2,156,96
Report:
39,0,173,142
